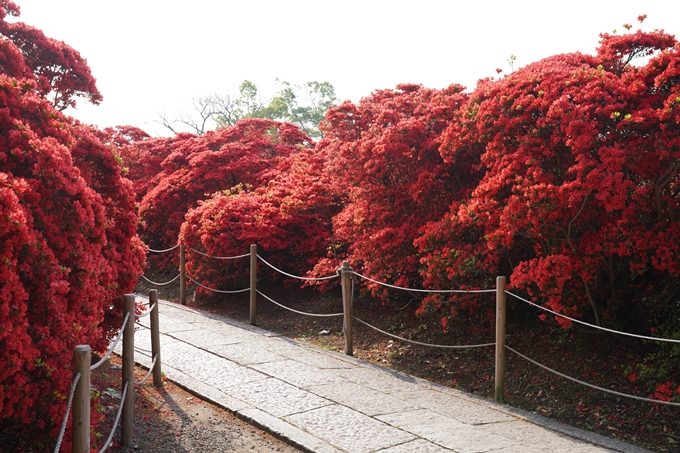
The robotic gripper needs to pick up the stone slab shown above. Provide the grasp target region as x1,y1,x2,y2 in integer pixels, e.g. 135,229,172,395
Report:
337,365,424,394
308,381,420,416
165,327,243,348
252,359,346,389
285,404,417,453
376,409,515,453
374,438,456,453
147,315,197,333
227,377,332,417
190,318,280,337
396,387,515,425
276,347,357,369
481,420,615,451
238,407,343,453
262,336,311,355
156,363,252,413
211,343,288,365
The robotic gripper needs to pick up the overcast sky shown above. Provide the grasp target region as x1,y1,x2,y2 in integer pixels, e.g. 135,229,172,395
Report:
14,0,680,136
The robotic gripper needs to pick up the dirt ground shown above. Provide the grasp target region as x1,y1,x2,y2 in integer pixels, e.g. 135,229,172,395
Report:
135,270,680,453
91,353,302,453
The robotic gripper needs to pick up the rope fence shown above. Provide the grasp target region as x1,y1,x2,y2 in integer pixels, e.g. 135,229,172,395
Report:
90,312,131,371
51,239,678,453
52,372,81,453
55,292,163,453
147,244,180,253
250,254,680,408
257,254,338,281
134,354,159,385
140,273,181,286
190,248,250,260
354,271,496,294
135,302,157,319
352,316,495,349
505,290,680,344
98,381,129,453
187,275,250,294
256,289,344,317
141,240,680,415
505,345,680,407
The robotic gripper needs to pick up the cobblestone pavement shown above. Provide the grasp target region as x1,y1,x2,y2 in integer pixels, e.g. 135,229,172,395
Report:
122,296,651,453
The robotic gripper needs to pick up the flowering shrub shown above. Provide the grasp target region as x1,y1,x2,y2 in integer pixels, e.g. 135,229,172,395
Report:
417,23,680,328
313,84,470,300
180,147,340,290
137,119,312,255
0,1,143,448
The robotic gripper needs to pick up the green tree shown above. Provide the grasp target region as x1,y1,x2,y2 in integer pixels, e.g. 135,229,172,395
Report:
216,79,337,138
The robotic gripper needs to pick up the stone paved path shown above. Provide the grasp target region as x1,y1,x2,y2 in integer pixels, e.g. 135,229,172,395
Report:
124,296,650,453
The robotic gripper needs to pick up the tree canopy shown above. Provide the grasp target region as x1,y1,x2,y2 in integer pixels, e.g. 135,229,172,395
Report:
159,79,337,138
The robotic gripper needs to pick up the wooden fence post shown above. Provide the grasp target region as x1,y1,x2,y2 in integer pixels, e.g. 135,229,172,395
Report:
340,261,353,356
179,245,186,305
250,244,257,326
149,289,162,387
121,294,135,447
495,276,507,403
72,345,91,453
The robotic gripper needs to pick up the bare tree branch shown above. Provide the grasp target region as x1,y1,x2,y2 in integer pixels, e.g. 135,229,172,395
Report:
156,93,236,135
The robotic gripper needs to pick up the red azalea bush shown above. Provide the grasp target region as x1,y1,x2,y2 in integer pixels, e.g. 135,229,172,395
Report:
137,119,312,254
312,84,471,300
417,27,680,330
180,147,340,290
70,126,147,335
0,1,143,449
115,131,192,202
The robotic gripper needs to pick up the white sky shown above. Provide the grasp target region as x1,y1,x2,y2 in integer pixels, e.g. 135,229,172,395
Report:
14,0,680,137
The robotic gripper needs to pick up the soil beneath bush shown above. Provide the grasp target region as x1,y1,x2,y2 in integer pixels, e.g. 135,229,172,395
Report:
136,270,680,453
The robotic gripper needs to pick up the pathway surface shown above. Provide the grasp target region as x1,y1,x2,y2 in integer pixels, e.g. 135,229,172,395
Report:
124,296,650,453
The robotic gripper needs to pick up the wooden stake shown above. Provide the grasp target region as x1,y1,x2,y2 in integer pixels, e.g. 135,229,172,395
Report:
179,245,186,305
250,244,257,326
149,289,162,387
495,276,507,403
341,261,353,356
121,294,135,447
72,345,91,453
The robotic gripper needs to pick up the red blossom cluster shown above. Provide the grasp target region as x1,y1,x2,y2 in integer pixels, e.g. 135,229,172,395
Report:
180,146,340,290
312,84,471,297
417,28,680,329
134,119,313,255
0,0,143,447
139,25,680,337
118,19,680,406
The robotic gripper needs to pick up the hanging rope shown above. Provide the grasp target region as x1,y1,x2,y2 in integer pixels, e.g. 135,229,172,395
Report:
257,290,344,317
505,345,680,407
353,316,495,349
52,372,81,453
186,275,250,294
98,380,130,453
505,291,680,344
147,244,180,253
257,255,338,281
140,273,181,286
134,354,159,385
189,248,250,260
135,302,157,319
353,272,496,294
91,312,131,371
